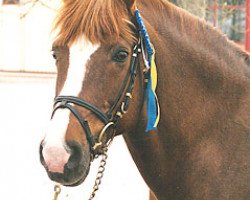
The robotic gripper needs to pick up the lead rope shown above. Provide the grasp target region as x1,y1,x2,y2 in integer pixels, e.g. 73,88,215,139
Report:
52,145,109,200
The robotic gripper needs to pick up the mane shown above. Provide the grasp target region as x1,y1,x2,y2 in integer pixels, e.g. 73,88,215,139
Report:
54,0,137,45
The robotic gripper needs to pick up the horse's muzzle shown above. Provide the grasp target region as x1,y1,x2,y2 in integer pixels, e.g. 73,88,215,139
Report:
39,140,91,186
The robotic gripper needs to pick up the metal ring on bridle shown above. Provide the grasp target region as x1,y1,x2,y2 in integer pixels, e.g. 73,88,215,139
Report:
92,122,115,150
120,93,133,114
121,102,127,114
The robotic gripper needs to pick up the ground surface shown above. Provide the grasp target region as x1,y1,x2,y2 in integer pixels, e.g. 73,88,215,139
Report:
0,72,148,200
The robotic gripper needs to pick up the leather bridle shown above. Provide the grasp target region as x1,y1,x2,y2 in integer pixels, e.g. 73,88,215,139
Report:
51,41,142,157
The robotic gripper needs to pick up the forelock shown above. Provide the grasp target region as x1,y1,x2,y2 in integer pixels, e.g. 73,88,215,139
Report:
54,0,137,45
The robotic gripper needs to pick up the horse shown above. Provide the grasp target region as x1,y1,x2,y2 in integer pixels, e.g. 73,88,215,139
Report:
39,0,250,199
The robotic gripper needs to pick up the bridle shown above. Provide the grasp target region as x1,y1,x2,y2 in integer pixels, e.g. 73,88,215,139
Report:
52,40,142,157
50,8,158,200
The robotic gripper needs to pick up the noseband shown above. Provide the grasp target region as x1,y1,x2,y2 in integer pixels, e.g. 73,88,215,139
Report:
52,42,141,156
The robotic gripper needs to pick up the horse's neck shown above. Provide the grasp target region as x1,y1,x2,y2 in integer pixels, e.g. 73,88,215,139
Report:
139,0,250,71
148,1,250,138
124,2,250,195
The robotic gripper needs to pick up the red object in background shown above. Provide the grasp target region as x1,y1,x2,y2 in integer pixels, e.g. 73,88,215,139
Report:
209,0,250,52
246,0,250,52
2,0,19,4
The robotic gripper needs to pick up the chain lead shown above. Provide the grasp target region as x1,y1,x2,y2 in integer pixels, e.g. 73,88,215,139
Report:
53,184,61,200
88,145,109,200
52,146,109,200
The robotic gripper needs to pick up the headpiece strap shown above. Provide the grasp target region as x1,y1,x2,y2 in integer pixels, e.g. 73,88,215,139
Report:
135,9,160,132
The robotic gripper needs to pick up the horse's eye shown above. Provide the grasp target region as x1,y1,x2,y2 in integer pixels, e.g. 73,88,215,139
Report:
112,50,128,62
52,52,57,60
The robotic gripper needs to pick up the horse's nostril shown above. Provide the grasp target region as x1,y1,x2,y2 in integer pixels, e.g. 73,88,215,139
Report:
66,141,84,170
40,140,91,186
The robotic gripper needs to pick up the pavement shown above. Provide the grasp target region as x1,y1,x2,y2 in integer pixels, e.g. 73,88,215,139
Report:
0,71,148,200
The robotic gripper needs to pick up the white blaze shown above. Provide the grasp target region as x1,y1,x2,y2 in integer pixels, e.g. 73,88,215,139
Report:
44,37,100,148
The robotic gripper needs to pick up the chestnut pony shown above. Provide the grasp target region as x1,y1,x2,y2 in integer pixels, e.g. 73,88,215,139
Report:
40,0,250,199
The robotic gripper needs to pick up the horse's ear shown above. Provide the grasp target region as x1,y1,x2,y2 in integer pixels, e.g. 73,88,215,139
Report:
123,0,137,13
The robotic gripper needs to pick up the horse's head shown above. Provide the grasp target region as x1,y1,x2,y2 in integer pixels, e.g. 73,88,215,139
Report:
39,0,143,186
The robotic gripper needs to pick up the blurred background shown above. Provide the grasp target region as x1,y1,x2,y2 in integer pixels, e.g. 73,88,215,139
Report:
0,0,249,200
174,0,250,51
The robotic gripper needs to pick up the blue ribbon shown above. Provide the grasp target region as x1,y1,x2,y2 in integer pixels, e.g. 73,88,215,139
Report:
135,9,160,132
